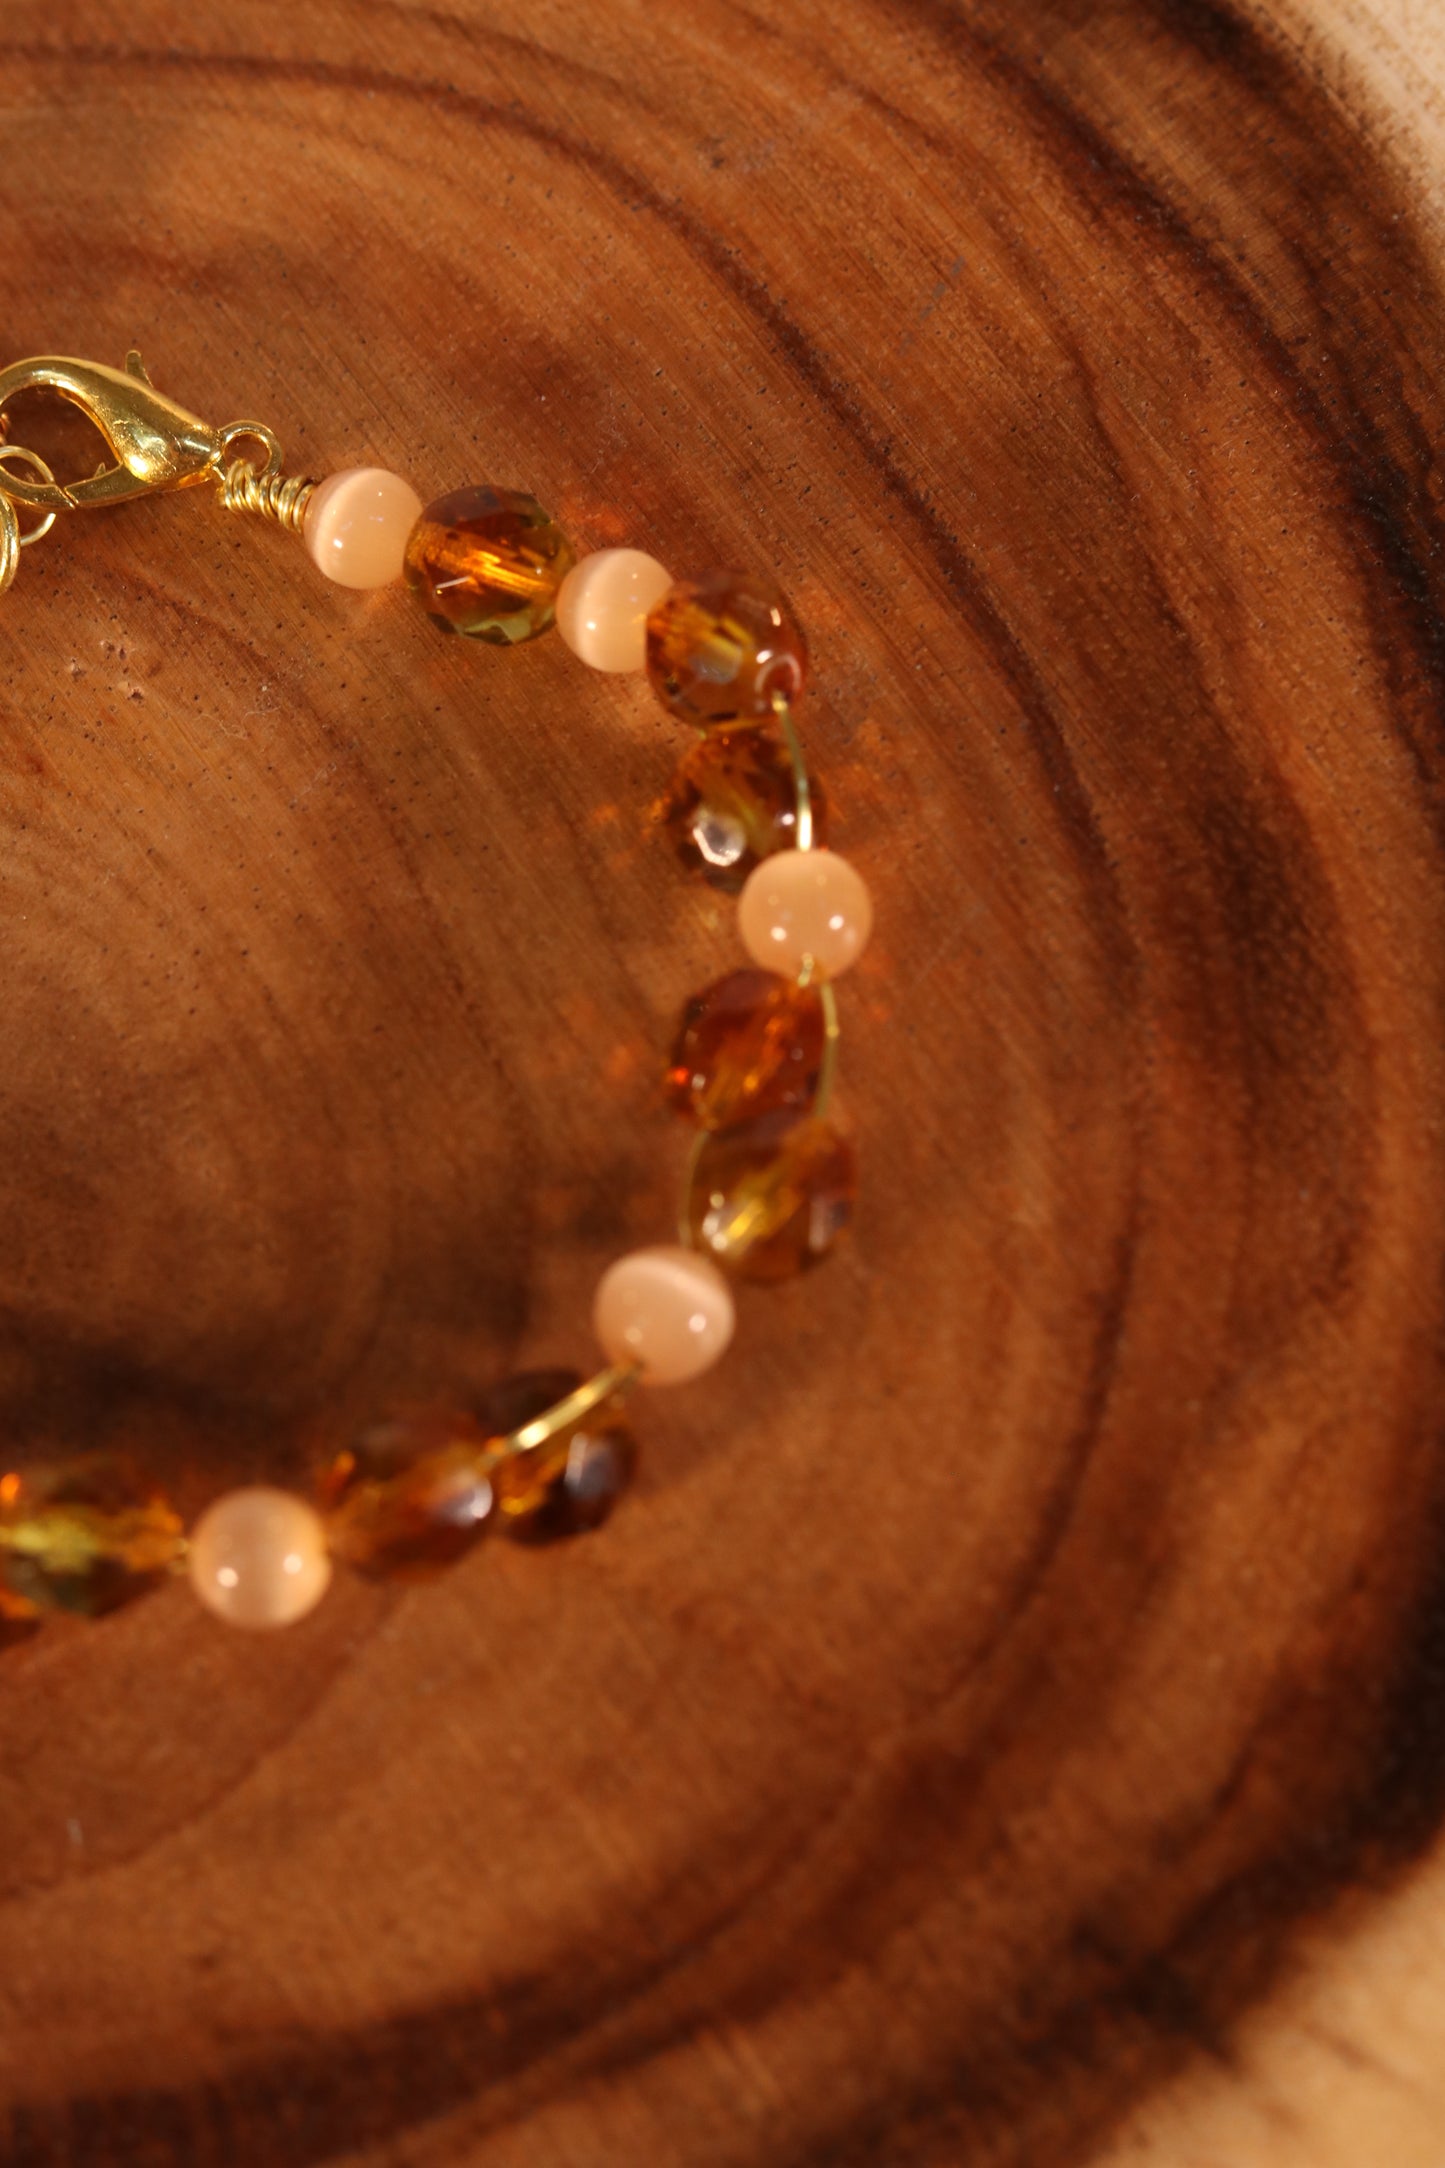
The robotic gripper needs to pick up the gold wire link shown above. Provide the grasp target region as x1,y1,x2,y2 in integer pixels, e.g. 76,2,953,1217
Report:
772,688,814,852
496,1362,640,1460
773,687,826,984
679,1127,707,1249
816,980,841,1119
216,456,317,533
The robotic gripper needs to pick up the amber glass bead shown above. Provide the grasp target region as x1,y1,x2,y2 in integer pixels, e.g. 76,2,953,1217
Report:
403,485,575,644
319,1409,497,1581
666,968,826,1130
0,1459,184,1619
476,1367,635,1540
645,569,808,726
658,726,828,892
501,1427,638,1544
686,1111,857,1281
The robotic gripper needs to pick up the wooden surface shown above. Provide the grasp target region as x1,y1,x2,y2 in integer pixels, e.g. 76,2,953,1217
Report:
3,2,1445,2162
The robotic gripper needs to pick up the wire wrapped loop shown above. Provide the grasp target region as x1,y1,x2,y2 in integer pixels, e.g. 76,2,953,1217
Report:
217,458,316,534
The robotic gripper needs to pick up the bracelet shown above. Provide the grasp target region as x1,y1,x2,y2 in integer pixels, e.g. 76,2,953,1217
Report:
0,352,873,1635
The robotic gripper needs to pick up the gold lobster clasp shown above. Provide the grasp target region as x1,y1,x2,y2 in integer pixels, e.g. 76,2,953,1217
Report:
0,351,283,513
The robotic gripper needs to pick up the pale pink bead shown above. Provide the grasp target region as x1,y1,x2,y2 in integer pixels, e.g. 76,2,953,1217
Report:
188,1487,332,1629
555,548,673,672
304,466,423,590
737,848,873,978
594,1245,736,1385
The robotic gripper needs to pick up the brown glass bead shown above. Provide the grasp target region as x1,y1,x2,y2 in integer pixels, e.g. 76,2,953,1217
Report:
686,1111,857,1281
474,1367,636,1541
666,968,827,1130
645,569,808,726
494,1413,638,1543
498,1426,638,1544
319,1409,496,1581
658,726,829,892
403,484,575,644
0,1458,184,1619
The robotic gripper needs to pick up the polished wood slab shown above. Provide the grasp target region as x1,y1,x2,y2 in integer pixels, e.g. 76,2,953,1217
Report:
2,2,1444,2161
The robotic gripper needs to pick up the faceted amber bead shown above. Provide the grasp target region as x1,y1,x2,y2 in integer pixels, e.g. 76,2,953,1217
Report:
484,1368,638,1541
686,1111,857,1281
403,484,575,644
645,569,808,726
498,1425,638,1544
319,1408,497,1581
666,968,826,1130
658,726,829,892
0,1459,184,1619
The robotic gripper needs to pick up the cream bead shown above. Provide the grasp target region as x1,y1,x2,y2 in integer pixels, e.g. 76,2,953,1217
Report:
594,1244,736,1385
737,848,873,978
304,466,423,590
555,548,673,672
188,1487,332,1629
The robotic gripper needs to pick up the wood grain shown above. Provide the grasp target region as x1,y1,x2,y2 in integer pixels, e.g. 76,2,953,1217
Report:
1,1,1444,2161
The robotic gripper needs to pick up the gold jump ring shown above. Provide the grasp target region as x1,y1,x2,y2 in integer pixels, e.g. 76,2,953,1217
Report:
0,446,58,592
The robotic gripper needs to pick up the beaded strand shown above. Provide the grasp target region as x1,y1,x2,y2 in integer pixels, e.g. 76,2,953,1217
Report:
0,446,872,1634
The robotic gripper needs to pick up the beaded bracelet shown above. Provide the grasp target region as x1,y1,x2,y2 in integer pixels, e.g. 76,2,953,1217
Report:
0,352,872,1634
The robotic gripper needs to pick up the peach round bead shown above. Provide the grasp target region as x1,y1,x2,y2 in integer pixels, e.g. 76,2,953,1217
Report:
303,466,423,590
737,848,873,979
188,1487,333,1630
555,549,673,673
593,1245,736,1386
